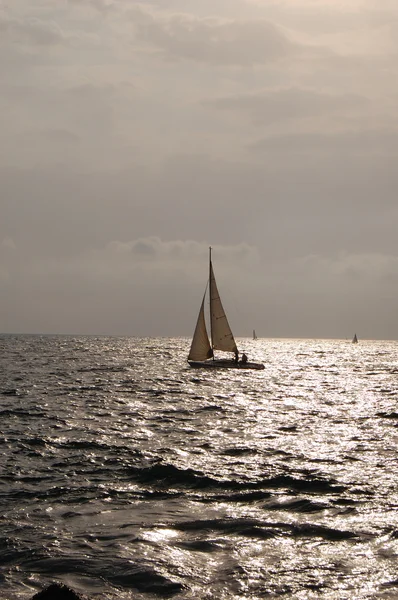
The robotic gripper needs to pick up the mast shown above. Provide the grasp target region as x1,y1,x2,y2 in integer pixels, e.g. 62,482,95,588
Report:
209,246,213,351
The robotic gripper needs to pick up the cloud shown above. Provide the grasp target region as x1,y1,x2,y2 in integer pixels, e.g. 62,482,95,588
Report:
247,248,398,339
0,222,259,285
205,87,367,124
0,0,397,339
247,0,398,33
1,237,16,250
129,6,296,65
292,252,398,289
250,129,398,156
0,14,66,46
67,0,115,12
0,237,260,335
21,128,81,146
1,146,396,274
1,235,397,338
105,237,257,266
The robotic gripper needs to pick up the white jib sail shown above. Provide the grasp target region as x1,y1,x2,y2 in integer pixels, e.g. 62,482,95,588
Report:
209,262,237,353
188,293,213,361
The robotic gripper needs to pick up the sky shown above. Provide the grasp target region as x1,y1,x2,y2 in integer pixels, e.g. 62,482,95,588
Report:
1,0,397,339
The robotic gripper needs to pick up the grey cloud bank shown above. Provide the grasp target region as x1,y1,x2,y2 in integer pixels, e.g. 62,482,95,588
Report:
0,0,397,339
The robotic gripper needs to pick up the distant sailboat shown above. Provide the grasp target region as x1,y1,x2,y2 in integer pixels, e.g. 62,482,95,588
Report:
253,330,258,340
352,333,358,344
188,248,264,370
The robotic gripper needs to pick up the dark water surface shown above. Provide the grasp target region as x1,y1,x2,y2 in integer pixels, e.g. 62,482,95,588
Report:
1,335,398,599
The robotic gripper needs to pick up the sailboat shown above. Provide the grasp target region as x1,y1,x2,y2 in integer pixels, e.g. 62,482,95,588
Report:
352,333,358,344
187,248,265,370
253,330,258,340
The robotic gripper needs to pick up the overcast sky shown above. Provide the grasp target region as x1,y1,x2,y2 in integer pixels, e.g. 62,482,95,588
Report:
1,0,397,339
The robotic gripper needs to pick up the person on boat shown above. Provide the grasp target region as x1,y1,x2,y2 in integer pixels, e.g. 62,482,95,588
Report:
240,353,248,364
233,349,239,364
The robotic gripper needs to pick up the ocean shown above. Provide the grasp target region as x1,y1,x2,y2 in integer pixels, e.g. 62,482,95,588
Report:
1,335,398,599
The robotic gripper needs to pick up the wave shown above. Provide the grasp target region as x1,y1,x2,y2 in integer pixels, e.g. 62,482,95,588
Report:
220,447,259,456
172,517,358,541
21,550,184,596
264,498,330,513
77,365,128,373
0,409,46,418
126,462,346,496
376,411,398,420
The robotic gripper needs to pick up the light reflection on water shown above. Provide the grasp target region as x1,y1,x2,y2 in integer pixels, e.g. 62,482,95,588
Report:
0,335,398,599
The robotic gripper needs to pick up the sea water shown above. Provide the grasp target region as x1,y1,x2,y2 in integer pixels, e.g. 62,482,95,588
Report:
1,335,398,599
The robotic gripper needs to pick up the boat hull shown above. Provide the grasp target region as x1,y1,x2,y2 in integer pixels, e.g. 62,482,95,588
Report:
188,359,264,370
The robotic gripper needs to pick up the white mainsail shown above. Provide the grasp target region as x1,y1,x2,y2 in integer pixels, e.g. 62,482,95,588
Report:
209,261,237,354
188,293,213,361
